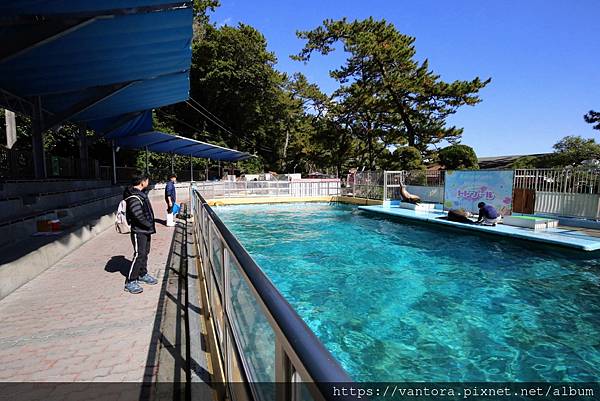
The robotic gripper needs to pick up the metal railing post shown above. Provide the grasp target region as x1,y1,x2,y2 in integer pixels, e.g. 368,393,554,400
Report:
383,170,388,201
111,140,117,185
275,340,293,401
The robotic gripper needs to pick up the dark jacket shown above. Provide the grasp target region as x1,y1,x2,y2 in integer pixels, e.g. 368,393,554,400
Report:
478,204,499,220
165,181,176,204
123,186,156,235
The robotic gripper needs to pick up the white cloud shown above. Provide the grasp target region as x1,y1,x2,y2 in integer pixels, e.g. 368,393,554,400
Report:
217,17,232,27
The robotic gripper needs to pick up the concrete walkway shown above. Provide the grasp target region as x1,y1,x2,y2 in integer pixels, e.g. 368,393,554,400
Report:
0,200,179,383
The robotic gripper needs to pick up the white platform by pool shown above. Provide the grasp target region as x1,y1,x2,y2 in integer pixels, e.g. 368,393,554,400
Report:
503,215,559,230
399,202,437,211
358,205,600,252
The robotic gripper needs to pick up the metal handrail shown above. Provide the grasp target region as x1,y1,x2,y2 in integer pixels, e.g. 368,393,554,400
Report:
191,188,354,401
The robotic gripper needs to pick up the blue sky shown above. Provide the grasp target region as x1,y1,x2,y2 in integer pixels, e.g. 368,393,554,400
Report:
211,1,600,157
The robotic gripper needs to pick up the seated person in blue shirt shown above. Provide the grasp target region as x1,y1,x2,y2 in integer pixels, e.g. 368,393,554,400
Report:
476,202,499,226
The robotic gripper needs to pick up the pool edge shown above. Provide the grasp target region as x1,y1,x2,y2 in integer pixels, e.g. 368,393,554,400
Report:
358,205,600,252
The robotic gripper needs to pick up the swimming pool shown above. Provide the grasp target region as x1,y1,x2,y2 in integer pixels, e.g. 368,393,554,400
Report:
215,202,600,382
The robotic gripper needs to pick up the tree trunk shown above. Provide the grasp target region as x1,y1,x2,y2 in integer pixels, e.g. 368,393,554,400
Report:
398,107,416,147
376,59,417,146
283,129,290,162
367,131,373,170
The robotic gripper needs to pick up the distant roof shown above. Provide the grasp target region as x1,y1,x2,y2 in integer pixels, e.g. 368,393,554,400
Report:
426,163,444,171
477,153,550,169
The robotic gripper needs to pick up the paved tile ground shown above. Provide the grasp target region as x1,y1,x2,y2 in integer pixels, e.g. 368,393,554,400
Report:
0,200,180,383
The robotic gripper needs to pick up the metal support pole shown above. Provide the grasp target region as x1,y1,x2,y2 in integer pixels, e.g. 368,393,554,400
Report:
171,152,174,174
78,127,88,178
111,140,117,185
189,155,193,182
274,341,292,401
206,158,209,181
5,109,16,149
145,146,149,175
383,170,388,201
31,96,46,179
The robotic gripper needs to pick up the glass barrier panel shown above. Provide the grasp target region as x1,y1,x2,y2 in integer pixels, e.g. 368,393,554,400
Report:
199,204,205,232
228,257,276,401
202,210,209,247
226,324,247,382
210,223,224,291
293,371,318,401
200,212,208,264
210,272,224,344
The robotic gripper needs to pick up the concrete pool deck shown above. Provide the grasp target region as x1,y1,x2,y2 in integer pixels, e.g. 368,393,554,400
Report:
358,205,600,252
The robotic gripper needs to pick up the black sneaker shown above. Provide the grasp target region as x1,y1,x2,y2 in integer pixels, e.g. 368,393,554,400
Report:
138,273,158,285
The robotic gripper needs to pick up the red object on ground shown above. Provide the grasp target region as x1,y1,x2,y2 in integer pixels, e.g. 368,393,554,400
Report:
50,220,61,231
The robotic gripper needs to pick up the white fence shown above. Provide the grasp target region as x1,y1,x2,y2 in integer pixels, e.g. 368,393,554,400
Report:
404,185,444,203
347,170,445,200
514,168,600,194
379,168,600,219
534,192,600,219
348,170,384,199
193,169,600,219
514,168,600,219
194,179,340,199
383,170,445,203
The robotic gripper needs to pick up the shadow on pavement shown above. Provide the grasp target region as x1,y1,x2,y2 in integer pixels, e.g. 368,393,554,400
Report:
104,255,131,278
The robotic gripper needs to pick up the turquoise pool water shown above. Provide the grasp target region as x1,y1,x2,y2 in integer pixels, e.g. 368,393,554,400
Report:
215,202,600,382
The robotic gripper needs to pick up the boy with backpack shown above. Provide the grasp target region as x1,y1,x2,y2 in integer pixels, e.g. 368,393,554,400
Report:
120,173,158,294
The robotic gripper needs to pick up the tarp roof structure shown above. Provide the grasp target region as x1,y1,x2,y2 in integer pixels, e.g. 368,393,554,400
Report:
0,1,251,162
105,111,251,161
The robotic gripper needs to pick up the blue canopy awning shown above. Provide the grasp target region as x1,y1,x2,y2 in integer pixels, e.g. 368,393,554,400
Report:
0,1,251,163
0,1,178,15
0,2,192,131
102,111,251,161
113,130,252,162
